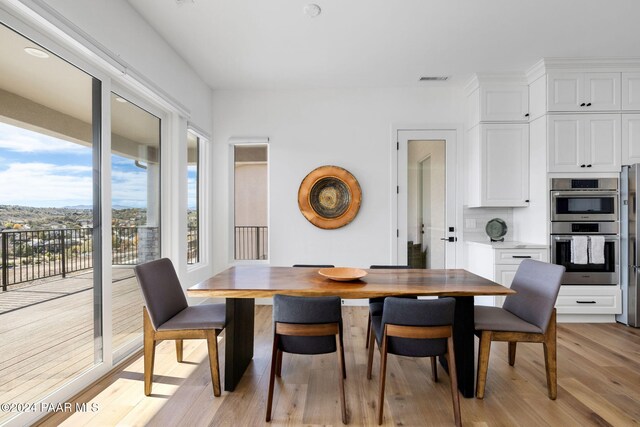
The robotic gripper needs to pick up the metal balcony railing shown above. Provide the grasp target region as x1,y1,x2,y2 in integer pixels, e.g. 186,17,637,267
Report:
234,226,268,260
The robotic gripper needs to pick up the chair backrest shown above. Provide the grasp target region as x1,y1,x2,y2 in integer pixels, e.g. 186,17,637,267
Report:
292,264,335,268
369,265,410,269
134,258,188,330
381,297,455,357
502,259,565,332
273,294,342,355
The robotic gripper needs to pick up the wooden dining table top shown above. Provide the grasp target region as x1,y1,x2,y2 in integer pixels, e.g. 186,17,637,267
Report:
187,266,515,299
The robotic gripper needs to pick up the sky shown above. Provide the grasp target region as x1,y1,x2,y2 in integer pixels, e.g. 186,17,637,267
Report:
0,121,198,209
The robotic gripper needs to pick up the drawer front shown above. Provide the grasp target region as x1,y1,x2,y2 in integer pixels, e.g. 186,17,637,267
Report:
494,249,548,264
556,286,621,314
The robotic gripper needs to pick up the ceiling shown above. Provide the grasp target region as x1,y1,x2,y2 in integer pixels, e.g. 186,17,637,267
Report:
126,0,640,90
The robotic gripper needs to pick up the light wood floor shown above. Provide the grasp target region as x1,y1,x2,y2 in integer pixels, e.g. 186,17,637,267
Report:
0,268,143,425
33,305,640,427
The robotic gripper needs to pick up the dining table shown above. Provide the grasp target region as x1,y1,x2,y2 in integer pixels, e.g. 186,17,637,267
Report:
187,266,515,398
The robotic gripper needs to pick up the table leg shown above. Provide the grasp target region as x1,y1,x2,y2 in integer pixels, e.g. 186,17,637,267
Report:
224,298,255,391
440,296,475,398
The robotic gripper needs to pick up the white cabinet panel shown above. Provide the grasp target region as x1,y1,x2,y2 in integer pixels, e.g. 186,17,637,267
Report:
548,72,621,112
585,72,621,110
480,85,529,122
622,114,640,165
556,286,621,314
547,72,582,111
622,72,640,110
548,115,581,171
467,124,529,207
548,114,620,172
586,115,620,171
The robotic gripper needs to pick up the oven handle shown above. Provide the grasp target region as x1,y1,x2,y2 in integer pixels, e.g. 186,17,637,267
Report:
552,191,619,197
552,235,619,242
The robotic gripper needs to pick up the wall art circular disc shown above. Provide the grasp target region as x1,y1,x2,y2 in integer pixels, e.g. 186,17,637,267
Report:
298,165,362,229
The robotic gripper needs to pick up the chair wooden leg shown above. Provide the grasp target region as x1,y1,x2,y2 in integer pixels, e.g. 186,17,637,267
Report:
446,337,462,427
275,349,283,377
143,307,156,396
205,330,221,397
366,313,371,349
175,339,184,363
476,330,492,399
377,334,388,425
340,331,347,379
266,334,279,422
367,326,376,380
508,341,517,366
543,310,558,400
336,335,348,424
431,356,438,382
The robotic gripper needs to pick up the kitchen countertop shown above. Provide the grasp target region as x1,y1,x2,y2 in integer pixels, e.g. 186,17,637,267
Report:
465,240,549,249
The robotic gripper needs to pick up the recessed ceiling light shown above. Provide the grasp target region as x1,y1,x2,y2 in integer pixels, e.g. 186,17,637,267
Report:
115,97,128,103
24,47,49,59
304,4,321,17
419,76,449,81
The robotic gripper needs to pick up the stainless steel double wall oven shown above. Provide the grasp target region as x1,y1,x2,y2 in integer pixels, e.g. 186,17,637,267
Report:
550,178,619,286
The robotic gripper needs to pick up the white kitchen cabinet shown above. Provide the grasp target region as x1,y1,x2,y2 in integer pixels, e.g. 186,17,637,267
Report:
556,286,621,315
547,72,621,112
622,114,640,165
622,72,640,110
466,123,529,207
478,85,529,122
547,114,621,172
465,242,549,307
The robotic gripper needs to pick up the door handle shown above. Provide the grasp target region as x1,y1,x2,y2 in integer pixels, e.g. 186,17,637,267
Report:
440,237,457,242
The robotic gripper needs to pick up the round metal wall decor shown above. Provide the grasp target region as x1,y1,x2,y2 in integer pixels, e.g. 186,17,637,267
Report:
298,165,362,229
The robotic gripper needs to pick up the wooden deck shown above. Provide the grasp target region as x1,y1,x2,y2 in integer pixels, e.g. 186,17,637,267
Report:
0,268,143,425
32,305,640,427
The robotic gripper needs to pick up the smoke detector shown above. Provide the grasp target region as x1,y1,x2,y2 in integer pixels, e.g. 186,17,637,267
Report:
304,4,322,17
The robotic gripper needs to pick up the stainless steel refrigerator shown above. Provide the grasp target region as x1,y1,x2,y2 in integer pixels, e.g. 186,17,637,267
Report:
620,165,640,326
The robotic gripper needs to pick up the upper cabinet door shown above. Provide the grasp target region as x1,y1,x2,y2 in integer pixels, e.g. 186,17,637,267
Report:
622,114,640,165
548,72,621,112
547,72,583,111
480,124,529,206
623,72,640,110
584,73,621,111
585,114,621,171
548,115,582,171
479,85,529,122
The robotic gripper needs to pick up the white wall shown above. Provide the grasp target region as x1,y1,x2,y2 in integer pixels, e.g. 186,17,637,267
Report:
26,0,213,131
212,86,464,271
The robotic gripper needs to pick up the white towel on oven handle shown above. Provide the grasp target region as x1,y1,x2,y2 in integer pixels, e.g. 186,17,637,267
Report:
589,235,605,264
571,236,588,265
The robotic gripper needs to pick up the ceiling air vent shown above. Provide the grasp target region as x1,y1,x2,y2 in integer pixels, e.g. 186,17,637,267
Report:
419,76,449,81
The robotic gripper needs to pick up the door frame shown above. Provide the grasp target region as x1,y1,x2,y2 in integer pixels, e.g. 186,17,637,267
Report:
391,125,464,267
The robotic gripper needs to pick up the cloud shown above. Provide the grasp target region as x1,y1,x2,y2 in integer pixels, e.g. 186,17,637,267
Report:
111,169,152,208
0,162,92,207
0,123,88,154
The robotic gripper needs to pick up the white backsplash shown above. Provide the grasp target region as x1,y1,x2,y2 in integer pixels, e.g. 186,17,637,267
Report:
463,206,514,242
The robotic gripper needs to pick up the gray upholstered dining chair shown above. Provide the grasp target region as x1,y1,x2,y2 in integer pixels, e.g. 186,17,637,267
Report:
134,258,226,397
367,297,461,427
475,259,565,400
366,265,412,349
266,294,347,424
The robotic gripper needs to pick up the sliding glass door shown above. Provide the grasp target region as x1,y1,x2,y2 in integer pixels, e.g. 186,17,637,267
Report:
0,23,102,423
110,92,161,355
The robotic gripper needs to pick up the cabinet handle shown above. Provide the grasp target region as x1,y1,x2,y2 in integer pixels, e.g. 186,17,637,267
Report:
524,113,530,117
580,103,586,107
512,255,532,258
576,300,596,304
580,164,586,168
525,199,530,203
587,164,592,168
586,102,592,107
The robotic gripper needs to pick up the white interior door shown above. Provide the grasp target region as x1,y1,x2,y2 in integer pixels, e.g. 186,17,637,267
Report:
397,130,457,268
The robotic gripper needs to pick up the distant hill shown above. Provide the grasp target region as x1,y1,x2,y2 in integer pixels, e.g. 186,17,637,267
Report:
0,205,147,230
